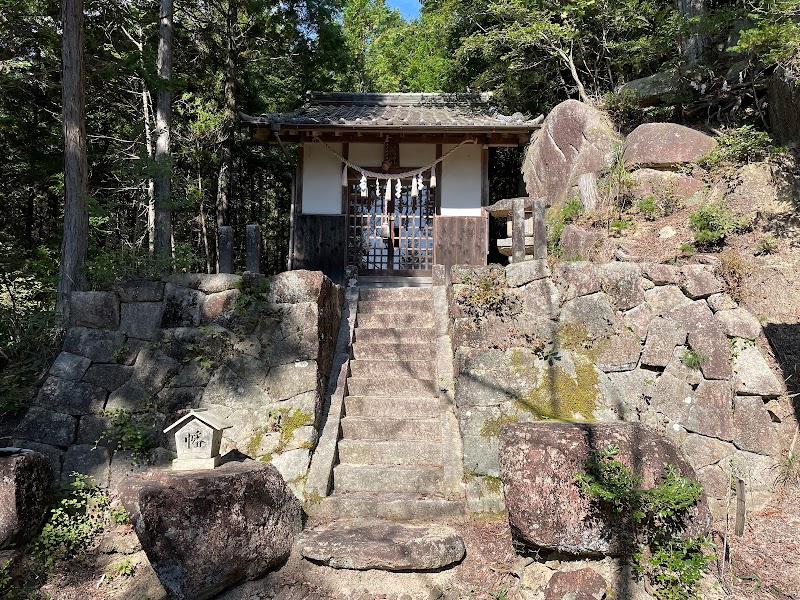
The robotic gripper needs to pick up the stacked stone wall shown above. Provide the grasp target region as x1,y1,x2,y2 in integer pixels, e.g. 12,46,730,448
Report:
13,270,342,500
450,259,794,518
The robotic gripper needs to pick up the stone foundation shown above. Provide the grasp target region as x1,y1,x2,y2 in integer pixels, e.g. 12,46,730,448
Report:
450,260,793,518
13,270,342,500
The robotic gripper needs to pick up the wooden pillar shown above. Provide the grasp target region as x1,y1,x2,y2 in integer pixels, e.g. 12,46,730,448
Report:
218,225,234,274
512,197,526,263
533,199,547,260
246,223,261,273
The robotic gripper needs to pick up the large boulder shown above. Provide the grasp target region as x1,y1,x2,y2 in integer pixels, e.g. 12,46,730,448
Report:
118,460,302,600
0,448,54,549
618,69,686,107
499,422,710,557
523,100,620,203
630,168,704,202
560,225,604,261
624,123,716,168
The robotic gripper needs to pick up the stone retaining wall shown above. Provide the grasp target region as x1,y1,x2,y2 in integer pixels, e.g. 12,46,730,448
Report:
13,270,342,500
450,260,794,518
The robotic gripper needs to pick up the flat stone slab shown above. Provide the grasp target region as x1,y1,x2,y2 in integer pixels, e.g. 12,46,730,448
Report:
300,519,466,571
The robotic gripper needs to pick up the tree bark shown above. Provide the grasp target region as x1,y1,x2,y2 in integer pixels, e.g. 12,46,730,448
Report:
554,46,589,103
216,0,237,231
56,0,88,322
154,0,173,257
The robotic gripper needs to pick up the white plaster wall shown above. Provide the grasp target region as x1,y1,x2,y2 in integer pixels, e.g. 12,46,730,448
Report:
301,142,343,214
400,144,436,167
301,141,482,215
441,143,483,216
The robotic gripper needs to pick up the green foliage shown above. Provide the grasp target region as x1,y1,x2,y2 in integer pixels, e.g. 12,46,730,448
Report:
636,536,712,600
100,409,157,464
599,145,635,219
576,446,711,600
32,474,111,566
729,0,800,65
636,184,683,221
0,559,19,600
84,243,203,289
439,0,683,113
0,241,60,419
548,198,584,256
688,201,750,248
106,558,136,578
755,234,779,255
715,250,748,303
636,195,660,221
680,348,709,370
697,126,776,169
775,447,800,487
235,275,271,317
610,219,634,236
679,243,696,256
455,267,520,319
490,588,509,600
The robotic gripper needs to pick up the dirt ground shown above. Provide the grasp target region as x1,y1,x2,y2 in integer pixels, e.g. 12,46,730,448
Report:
14,493,800,600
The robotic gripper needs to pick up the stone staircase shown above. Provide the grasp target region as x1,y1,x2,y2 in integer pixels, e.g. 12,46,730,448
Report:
312,280,464,521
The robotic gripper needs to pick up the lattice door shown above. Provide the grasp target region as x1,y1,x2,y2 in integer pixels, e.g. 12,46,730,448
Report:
347,182,434,274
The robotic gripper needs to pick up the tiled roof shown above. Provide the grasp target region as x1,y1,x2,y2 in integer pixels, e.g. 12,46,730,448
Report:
242,92,543,130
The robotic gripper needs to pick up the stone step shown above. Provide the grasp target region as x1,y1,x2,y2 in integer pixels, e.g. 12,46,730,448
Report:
346,377,437,398
306,492,464,522
357,300,433,315
356,313,434,329
352,342,435,360
298,519,465,571
344,395,441,418
360,287,433,301
349,359,435,379
359,276,432,289
337,439,442,466
340,416,440,441
353,327,435,344
333,464,443,494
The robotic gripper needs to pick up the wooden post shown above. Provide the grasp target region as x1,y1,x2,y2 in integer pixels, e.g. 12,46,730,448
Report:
533,199,547,260
246,223,261,273
735,478,746,536
512,197,525,263
218,225,234,274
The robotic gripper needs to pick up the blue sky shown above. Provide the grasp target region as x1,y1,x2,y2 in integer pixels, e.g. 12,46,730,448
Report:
389,0,421,19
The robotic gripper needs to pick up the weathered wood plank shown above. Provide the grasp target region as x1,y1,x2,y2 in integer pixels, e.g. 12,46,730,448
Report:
434,215,488,278
294,215,346,285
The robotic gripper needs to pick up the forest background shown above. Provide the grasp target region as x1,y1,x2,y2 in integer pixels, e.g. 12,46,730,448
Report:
1,0,798,423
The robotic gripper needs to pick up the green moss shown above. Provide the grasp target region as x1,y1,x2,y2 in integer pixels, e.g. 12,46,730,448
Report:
305,492,323,506
483,475,503,494
258,453,273,463
516,357,599,421
277,409,313,451
244,429,264,457
556,322,591,352
479,413,520,438
509,348,528,376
